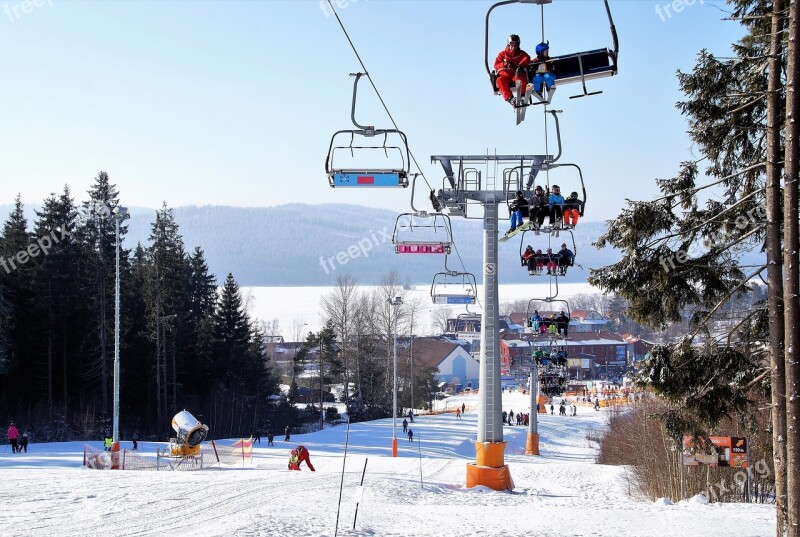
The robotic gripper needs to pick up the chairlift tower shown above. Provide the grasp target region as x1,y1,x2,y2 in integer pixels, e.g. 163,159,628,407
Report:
430,153,550,490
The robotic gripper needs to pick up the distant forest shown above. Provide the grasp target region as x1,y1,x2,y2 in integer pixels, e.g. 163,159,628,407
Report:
0,174,447,442
0,173,280,442
0,200,634,287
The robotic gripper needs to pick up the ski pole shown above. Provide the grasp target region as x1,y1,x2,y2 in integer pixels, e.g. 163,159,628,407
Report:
418,432,423,490
334,417,351,537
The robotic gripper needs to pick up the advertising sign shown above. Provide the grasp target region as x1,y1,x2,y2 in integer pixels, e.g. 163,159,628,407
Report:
682,436,748,468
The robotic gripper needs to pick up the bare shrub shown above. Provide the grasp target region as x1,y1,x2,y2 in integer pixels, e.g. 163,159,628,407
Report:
596,397,775,503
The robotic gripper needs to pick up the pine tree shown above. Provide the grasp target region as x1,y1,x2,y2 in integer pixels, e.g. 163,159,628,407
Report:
183,247,217,396
214,273,251,375
121,243,153,432
32,187,84,419
143,203,189,424
0,196,34,413
82,172,124,419
588,1,798,532
212,273,269,437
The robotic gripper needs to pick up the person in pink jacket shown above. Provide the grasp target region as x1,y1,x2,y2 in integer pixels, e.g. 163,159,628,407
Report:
7,422,19,453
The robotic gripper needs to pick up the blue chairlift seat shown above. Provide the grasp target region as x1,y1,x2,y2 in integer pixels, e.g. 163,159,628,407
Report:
330,170,408,188
431,271,478,305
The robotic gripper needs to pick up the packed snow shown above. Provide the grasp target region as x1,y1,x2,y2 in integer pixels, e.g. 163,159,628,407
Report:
0,392,773,537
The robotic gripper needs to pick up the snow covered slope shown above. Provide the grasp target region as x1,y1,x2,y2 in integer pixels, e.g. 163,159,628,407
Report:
0,392,773,537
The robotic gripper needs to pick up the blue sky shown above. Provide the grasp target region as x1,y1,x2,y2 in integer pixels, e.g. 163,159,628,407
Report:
0,0,743,221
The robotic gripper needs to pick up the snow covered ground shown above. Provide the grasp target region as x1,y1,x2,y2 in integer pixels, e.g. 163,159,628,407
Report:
0,392,774,537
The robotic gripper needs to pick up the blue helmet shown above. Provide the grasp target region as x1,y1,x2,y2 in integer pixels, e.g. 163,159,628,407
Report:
535,42,549,55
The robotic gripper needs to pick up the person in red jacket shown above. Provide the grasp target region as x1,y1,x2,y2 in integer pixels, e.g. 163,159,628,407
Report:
7,422,19,453
494,34,531,107
288,445,315,471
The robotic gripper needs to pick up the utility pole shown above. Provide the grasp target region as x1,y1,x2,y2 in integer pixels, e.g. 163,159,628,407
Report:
112,206,128,452
410,309,414,411
320,334,324,431
388,296,403,457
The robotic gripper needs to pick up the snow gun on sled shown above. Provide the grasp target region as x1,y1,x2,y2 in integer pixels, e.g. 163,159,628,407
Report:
168,410,209,457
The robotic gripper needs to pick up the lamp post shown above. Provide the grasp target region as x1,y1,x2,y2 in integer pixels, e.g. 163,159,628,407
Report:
387,296,403,457
409,308,414,412
112,206,129,450
319,334,324,431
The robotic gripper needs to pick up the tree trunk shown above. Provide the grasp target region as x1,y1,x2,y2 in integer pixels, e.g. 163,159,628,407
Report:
155,305,162,427
47,281,53,418
768,0,789,533
100,280,108,415
62,317,67,418
785,2,800,534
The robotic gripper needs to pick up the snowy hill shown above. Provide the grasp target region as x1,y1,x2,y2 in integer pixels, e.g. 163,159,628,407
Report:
0,202,615,286
0,392,773,537
123,204,615,286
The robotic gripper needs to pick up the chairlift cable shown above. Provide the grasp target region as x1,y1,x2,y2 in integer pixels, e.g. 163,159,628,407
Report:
328,0,476,287
543,103,550,190
326,0,433,192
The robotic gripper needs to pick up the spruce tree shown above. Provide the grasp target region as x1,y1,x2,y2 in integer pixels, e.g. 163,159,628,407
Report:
143,203,189,424
588,1,798,532
82,172,124,419
0,196,34,413
32,187,84,418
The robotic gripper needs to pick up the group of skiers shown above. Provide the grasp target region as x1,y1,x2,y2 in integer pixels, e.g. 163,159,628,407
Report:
501,410,531,426
529,312,571,337
6,422,29,453
508,187,583,235
522,243,575,276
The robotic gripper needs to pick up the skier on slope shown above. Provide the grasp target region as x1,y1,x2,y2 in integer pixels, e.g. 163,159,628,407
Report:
288,445,315,471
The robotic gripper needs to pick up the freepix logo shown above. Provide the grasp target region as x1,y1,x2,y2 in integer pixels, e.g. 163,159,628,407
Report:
318,227,392,274
3,0,53,23
0,201,113,275
318,0,368,18
659,203,765,273
655,0,704,22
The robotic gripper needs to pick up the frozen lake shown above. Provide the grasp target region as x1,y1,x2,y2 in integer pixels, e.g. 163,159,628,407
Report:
242,282,598,338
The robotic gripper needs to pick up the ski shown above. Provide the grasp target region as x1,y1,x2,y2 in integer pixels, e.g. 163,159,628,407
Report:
518,83,533,123
515,82,525,125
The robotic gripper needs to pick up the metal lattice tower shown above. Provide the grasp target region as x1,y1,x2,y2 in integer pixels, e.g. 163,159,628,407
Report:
431,154,550,489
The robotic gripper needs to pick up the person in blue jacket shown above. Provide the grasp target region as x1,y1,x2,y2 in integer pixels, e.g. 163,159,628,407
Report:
548,185,565,228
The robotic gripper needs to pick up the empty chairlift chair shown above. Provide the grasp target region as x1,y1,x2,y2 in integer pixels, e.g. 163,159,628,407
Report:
325,72,411,188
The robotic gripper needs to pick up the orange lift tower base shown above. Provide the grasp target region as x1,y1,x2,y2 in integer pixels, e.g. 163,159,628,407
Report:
526,358,540,455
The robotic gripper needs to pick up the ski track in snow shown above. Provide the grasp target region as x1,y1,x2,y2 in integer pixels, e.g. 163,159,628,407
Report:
0,393,774,537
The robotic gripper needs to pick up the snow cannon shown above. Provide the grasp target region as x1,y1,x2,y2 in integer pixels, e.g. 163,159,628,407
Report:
169,410,209,457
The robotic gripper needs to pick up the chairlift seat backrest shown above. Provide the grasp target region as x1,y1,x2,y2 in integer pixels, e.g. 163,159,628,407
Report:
396,243,450,254
548,48,616,85
489,48,615,94
329,171,409,188
433,295,477,305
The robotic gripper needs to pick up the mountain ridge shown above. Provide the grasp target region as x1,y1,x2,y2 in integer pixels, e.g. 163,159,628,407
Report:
1,202,617,286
